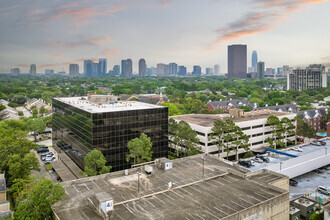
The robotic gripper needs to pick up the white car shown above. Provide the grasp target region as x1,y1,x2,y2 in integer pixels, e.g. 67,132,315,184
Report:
293,147,303,152
253,158,263,163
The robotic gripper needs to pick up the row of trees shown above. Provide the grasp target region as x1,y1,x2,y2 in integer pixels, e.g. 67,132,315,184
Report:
265,116,296,149
210,119,250,160
0,119,65,219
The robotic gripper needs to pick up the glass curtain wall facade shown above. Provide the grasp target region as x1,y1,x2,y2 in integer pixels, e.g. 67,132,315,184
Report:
52,98,168,171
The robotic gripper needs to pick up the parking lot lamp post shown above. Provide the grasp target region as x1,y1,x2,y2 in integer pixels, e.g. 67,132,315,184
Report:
137,172,141,195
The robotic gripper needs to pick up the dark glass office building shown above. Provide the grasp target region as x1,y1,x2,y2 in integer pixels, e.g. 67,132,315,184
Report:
228,44,247,79
52,96,168,171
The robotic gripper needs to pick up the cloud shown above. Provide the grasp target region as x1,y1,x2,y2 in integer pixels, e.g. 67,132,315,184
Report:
101,49,120,57
51,53,64,61
46,36,112,49
205,0,328,51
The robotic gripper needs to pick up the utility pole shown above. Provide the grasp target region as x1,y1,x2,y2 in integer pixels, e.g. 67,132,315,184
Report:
137,172,141,195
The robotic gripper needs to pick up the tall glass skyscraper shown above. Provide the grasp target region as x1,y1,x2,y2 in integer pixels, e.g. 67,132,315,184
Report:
139,58,146,77
252,51,258,73
98,58,107,76
84,60,93,77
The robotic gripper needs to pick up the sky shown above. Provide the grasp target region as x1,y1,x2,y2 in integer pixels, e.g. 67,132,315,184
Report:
0,0,330,74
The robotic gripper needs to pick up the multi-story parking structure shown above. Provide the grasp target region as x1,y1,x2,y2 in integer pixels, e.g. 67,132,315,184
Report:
171,109,296,158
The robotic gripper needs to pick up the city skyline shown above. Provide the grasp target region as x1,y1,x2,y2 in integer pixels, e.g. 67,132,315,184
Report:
0,0,330,73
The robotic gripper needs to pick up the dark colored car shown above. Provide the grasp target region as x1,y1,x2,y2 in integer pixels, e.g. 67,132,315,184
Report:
289,179,298,186
37,146,49,153
238,160,252,168
256,155,270,163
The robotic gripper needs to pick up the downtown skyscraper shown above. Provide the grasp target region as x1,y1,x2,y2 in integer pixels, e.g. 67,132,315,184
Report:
227,44,247,79
29,64,36,76
121,59,133,77
84,60,93,77
69,64,79,77
139,59,146,77
252,51,258,72
98,58,107,76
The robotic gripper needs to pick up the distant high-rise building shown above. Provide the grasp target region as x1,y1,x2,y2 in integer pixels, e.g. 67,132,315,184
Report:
69,64,79,77
169,63,178,75
121,60,127,77
248,67,254,73
45,69,54,75
29,64,36,76
257,62,265,79
113,65,120,76
10,68,20,75
227,44,247,79
277,67,283,75
214,65,220,75
157,64,166,76
205,68,213,75
139,59,146,77
84,60,93,77
98,58,107,76
288,64,327,91
164,65,170,76
146,67,153,76
126,59,133,77
282,65,291,76
265,68,274,75
252,51,258,72
178,66,187,76
192,65,202,76
92,63,99,77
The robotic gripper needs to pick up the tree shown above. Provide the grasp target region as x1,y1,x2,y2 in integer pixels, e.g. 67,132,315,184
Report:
0,104,6,111
39,105,47,115
27,118,46,142
162,103,181,116
84,150,111,176
237,105,250,112
233,130,250,161
266,115,283,149
32,108,38,116
209,120,226,157
281,117,296,146
6,153,39,182
296,115,316,141
223,119,237,160
126,133,153,165
18,110,24,116
14,178,66,220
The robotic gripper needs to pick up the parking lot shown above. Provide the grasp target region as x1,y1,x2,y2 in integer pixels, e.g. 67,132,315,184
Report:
238,140,329,172
31,144,59,181
290,169,330,203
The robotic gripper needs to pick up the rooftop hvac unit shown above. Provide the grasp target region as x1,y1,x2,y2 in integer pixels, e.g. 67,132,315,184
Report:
156,158,172,170
89,192,114,215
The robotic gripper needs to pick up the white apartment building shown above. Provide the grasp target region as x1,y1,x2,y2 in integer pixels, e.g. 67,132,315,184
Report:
170,109,296,158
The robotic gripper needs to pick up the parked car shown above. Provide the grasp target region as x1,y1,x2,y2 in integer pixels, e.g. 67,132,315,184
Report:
44,157,56,164
256,155,270,163
289,179,298,186
253,158,263,163
317,186,330,196
41,153,54,161
238,160,252,168
37,146,49,153
314,169,323,174
292,147,303,152
311,141,321,146
320,141,326,146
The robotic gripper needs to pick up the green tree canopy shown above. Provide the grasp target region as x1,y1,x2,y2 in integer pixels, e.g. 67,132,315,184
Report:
162,103,181,116
209,120,226,157
126,133,153,165
84,150,111,176
14,178,66,220
27,118,46,142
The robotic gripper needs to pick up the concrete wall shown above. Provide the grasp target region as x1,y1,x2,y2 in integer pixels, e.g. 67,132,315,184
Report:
0,192,6,202
224,193,290,220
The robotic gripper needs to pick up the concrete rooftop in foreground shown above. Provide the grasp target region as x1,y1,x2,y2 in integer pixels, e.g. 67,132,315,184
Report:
53,97,165,113
53,155,288,219
170,110,294,127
